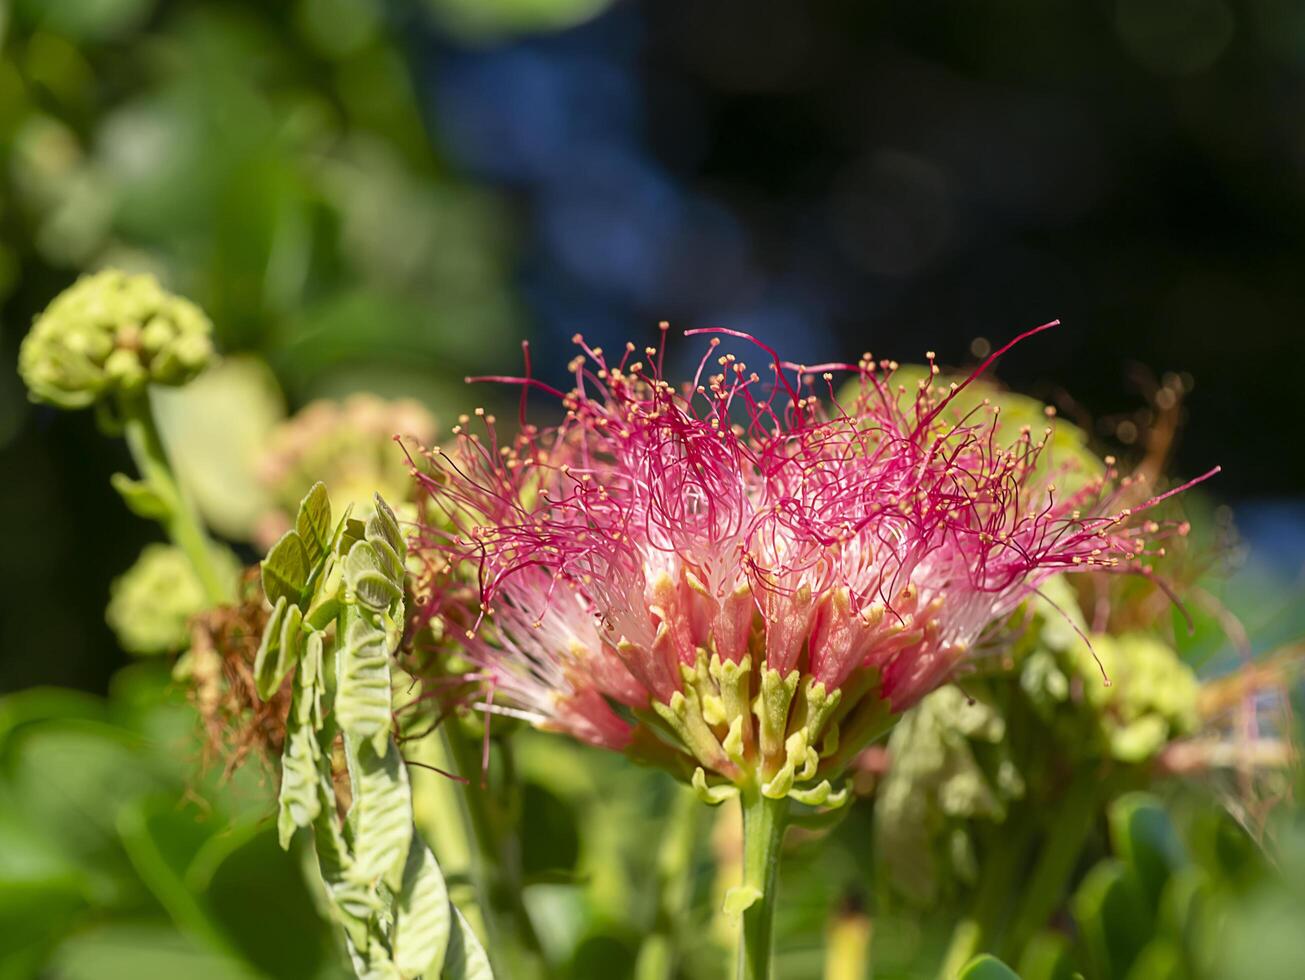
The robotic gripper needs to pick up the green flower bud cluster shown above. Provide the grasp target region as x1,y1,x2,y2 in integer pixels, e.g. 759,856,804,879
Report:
259,394,436,517
18,269,214,409
875,686,1025,905
106,543,241,656
1034,633,1200,763
874,577,1201,906
1024,577,1199,763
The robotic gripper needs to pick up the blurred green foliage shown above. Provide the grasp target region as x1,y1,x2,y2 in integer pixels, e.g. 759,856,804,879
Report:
0,0,524,693
0,664,347,979
419,0,616,39
0,0,522,408
107,542,240,655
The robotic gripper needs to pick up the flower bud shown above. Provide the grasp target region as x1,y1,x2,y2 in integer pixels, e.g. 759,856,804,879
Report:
255,393,436,547
106,543,241,656
18,269,214,409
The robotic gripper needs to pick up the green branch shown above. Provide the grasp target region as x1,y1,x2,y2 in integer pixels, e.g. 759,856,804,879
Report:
442,719,550,979
736,787,790,980
119,390,231,604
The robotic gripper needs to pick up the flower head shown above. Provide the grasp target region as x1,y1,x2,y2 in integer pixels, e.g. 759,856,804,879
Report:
255,393,436,547
414,324,1214,803
19,269,214,409
107,542,241,656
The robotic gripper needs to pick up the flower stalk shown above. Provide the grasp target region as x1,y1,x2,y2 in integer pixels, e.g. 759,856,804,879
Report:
441,718,550,979
119,390,231,604
736,787,789,980
1002,769,1118,959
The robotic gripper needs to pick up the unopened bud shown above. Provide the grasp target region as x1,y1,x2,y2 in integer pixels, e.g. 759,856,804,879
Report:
18,269,214,409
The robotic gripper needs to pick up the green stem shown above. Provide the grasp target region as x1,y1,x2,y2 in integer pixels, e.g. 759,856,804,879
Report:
737,787,790,980
939,919,983,980
408,728,486,942
634,784,700,980
443,720,549,979
940,807,1036,976
1000,770,1108,961
940,705,1052,977
118,390,230,604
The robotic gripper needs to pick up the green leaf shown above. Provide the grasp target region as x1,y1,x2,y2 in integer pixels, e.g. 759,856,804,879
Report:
312,790,379,944
1017,931,1075,980
519,781,580,879
368,493,404,560
261,530,310,607
1072,859,1152,980
0,876,86,978
110,473,170,520
304,556,344,631
253,598,302,701
201,828,341,980
346,930,402,980
116,795,228,952
443,907,493,980
346,735,413,892
392,837,451,978
329,502,357,551
1124,939,1183,980
0,688,109,745
1108,794,1187,907
1157,865,1208,955
368,534,405,586
280,603,305,665
277,635,323,848
12,0,158,43
3,719,169,898
300,631,325,728
253,596,285,673
295,483,333,567
0,790,90,977
957,954,1022,980
334,616,392,751
46,924,261,980
275,724,319,851
341,517,368,556
150,356,283,540
346,540,402,612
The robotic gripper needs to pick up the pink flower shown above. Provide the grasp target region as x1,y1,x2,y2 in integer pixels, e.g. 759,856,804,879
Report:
413,323,1214,799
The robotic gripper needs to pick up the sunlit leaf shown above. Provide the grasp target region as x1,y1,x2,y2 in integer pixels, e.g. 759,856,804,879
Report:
253,599,300,700
958,954,1021,980
442,907,493,980
334,616,392,751
277,637,323,848
261,531,309,607
392,838,451,978
346,735,413,892
345,540,401,612
296,482,333,567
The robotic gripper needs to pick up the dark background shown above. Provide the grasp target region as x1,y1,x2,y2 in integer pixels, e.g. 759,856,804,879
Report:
3,0,1303,694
